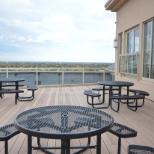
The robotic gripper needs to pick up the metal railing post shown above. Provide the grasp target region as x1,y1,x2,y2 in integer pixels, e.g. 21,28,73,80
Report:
82,67,84,84
103,70,105,81
6,67,8,78
35,67,38,85
62,67,64,85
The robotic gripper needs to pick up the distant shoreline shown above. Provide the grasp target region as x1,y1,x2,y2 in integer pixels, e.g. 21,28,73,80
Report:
0,61,114,64
0,61,114,69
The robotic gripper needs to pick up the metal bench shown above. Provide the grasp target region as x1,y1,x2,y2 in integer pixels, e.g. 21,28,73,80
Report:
92,86,119,103
91,87,103,102
109,123,137,154
1,84,24,87
0,123,20,154
0,89,24,105
18,85,38,101
128,145,154,154
83,90,101,107
110,95,144,112
129,89,149,107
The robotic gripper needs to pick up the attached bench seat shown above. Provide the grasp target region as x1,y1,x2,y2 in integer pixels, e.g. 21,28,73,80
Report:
2,84,24,87
1,84,24,96
0,90,24,94
110,95,144,112
129,89,149,107
128,145,154,154
27,85,38,99
0,89,24,105
109,122,137,154
83,90,110,109
27,85,38,91
129,89,149,96
0,123,20,154
92,86,119,102
18,85,38,101
0,84,38,104
84,90,101,106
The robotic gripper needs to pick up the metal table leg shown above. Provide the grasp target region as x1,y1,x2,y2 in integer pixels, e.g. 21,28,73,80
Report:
61,139,70,154
28,135,32,154
96,134,101,154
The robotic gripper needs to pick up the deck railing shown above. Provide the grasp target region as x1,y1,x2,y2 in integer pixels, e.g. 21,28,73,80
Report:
0,67,114,86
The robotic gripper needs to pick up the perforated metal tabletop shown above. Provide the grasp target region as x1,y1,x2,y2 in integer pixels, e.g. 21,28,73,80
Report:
14,105,114,154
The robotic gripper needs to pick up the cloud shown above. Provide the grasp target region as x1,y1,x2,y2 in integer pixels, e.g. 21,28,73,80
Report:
0,0,116,62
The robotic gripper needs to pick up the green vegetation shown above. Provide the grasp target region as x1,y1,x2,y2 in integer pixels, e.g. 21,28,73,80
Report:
0,61,114,69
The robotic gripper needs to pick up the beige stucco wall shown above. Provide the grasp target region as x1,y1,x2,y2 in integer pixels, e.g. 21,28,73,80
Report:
115,0,154,101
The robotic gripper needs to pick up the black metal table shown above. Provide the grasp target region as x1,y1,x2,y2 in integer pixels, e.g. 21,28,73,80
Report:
0,78,25,90
0,78,25,103
14,105,114,154
98,81,134,108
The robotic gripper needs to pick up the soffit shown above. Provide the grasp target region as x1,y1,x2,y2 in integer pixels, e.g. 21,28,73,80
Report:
105,0,129,12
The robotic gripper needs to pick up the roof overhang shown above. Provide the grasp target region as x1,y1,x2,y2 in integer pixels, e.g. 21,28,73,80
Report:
105,0,129,12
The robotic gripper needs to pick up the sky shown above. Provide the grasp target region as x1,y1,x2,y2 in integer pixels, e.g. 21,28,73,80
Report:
0,0,116,63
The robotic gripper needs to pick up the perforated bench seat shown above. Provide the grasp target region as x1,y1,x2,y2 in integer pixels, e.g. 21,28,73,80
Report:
18,85,38,101
92,86,120,104
92,87,104,91
110,95,144,100
129,89,149,108
128,145,154,154
109,123,137,154
0,123,20,154
2,84,24,87
0,90,24,94
83,90,104,108
0,90,24,105
84,90,101,97
27,85,38,91
84,89,112,109
110,95,144,112
129,89,149,96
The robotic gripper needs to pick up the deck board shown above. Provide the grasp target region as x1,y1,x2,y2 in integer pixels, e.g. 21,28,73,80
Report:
0,85,154,154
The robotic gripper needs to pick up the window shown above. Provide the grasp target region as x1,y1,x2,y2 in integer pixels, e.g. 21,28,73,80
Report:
134,29,139,52
143,20,154,78
119,28,139,75
127,28,139,53
127,31,133,53
127,28,139,74
119,54,138,74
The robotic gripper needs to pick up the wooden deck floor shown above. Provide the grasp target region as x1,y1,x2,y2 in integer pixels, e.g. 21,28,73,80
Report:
0,85,154,154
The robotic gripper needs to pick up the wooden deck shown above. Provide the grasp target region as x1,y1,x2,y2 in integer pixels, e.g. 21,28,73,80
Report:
0,85,154,154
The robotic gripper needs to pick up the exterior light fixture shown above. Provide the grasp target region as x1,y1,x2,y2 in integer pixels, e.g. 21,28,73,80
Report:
113,37,118,48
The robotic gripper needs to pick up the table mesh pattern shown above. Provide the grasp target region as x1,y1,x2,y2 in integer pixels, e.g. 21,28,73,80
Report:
109,123,137,137
128,145,154,154
0,123,18,138
16,106,113,134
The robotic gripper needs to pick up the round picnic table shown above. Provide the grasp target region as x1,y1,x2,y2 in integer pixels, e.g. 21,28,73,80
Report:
0,78,25,104
14,105,114,154
98,81,134,110
98,80,134,96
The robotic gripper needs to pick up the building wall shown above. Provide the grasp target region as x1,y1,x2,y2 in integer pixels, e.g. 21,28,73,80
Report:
115,0,154,101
